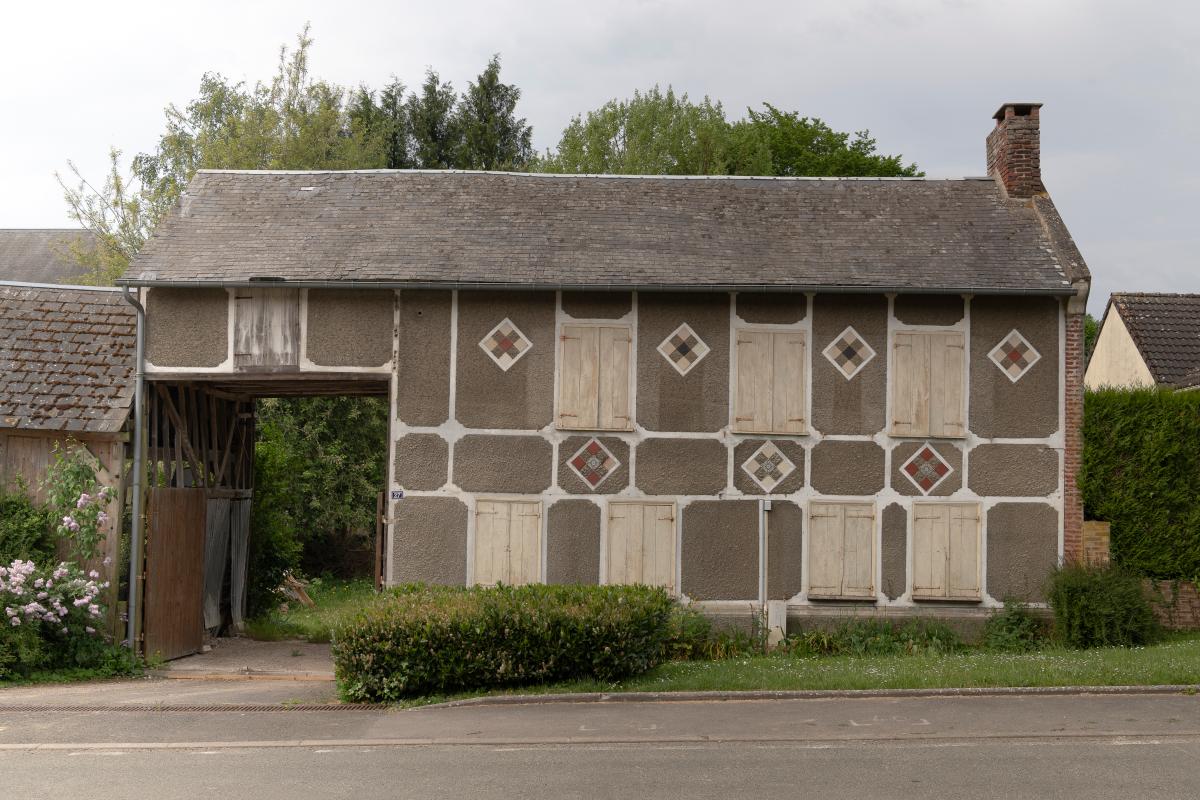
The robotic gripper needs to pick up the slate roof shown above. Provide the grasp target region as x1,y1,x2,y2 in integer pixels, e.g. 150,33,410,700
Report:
122,170,1081,294
0,229,94,284
0,283,136,434
1110,293,1200,387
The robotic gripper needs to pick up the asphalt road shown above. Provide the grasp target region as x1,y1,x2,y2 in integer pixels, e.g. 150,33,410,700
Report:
2,689,1198,798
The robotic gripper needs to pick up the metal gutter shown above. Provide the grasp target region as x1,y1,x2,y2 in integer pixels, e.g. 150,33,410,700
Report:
119,286,146,655
114,278,1076,297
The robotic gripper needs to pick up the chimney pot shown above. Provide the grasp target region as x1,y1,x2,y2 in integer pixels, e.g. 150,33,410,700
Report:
987,102,1045,198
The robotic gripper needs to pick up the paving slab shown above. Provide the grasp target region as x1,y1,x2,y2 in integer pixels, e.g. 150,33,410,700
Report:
0,677,339,708
163,637,334,680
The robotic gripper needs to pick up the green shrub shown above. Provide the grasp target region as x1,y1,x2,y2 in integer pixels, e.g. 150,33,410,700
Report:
333,583,674,701
0,487,54,563
1046,564,1160,648
982,601,1046,652
1081,388,1200,578
661,604,762,661
783,619,963,657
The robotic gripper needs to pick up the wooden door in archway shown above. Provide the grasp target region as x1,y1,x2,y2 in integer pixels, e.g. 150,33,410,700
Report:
143,487,207,660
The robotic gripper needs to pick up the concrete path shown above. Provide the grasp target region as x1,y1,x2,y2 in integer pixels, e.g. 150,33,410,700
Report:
0,692,1197,798
163,637,335,680
0,677,339,707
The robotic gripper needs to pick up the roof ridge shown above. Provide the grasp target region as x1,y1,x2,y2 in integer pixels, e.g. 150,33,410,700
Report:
193,168,988,182
0,280,121,292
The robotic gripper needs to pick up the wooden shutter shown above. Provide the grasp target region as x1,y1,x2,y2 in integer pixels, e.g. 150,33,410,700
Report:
841,504,876,598
808,501,875,599
234,288,300,369
929,332,966,438
912,503,980,600
474,500,542,586
807,503,844,597
559,324,631,431
912,504,949,598
606,502,675,592
891,332,928,436
598,326,633,430
558,325,599,429
946,504,981,599
734,330,772,433
772,332,807,434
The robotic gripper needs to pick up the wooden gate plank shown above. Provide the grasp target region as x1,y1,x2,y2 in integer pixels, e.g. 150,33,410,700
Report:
143,487,207,661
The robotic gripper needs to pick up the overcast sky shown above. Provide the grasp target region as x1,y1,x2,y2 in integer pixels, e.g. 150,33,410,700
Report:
2,0,1196,313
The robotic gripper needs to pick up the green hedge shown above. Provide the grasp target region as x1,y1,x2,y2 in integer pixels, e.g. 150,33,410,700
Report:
1046,564,1160,648
1080,388,1200,579
332,583,674,702
0,487,54,564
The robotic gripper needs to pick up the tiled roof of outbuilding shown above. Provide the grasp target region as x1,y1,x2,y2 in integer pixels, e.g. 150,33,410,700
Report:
0,229,94,284
0,283,135,434
1110,293,1200,387
122,170,1079,294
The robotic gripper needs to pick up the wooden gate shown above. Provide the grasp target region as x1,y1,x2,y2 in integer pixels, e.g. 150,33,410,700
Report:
144,487,207,660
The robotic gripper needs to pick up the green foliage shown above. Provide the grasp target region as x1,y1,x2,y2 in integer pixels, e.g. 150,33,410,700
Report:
44,442,112,562
60,28,534,282
661,604,763,660
1084,313,1099,362
244,577,376,643
0,485,54,563
246,435,303,618
536,85,921,177
982,601,1047,652
782,619,963,657
1047,564,1160,648
333,583,674,701
1080,388,1200,578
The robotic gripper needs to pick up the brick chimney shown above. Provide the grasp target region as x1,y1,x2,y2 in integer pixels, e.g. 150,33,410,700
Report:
986,103,1045,198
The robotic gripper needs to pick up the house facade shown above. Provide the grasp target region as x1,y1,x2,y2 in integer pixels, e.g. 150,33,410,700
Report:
122,102,1090,627
1085,293,1200,389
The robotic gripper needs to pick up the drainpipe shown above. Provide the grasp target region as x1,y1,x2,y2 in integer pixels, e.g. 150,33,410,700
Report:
120,285,146,654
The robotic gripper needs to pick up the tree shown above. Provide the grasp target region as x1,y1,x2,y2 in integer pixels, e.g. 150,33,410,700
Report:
536,85,921,178
406,69,459,169
455,55,533,170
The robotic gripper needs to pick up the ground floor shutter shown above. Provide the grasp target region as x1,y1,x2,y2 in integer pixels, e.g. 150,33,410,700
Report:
808,501,875,599
473,500,542,586
606,502,676,592
912,502,980,600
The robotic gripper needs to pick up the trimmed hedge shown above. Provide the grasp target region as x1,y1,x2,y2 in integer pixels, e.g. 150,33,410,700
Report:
1080,388,1200,579
332,583,674,701
1047,564,1160,648
0,488,54,564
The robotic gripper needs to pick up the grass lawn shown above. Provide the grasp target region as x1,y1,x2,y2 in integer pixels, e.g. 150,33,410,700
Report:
244,577,376,643
396,634,1200,707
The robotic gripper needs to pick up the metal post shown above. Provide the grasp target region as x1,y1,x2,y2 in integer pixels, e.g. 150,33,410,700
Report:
120,286,146,653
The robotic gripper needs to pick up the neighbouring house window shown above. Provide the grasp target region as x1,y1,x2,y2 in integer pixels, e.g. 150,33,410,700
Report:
807,501,875,599
911,502,981,601
233,288,301,370
557,324,633,431
732,329,807,434
606,501,676,592
473,499,542,586
890,331,966,437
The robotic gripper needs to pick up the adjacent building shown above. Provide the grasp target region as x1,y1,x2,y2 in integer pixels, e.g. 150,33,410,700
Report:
1085,293,1200,389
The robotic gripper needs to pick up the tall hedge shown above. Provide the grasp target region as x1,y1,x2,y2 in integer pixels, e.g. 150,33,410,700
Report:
1080,388,1200,579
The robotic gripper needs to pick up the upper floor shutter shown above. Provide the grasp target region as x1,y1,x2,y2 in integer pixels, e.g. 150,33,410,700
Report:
558,324,631,431
929,333,966,437
734,329,806,434
234,288,300,370
891,331,965,437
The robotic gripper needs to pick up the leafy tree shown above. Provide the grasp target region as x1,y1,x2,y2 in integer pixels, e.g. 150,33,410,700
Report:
455,55,533,170
536,85,920,177
1084,313,1099,362
406,69,460,169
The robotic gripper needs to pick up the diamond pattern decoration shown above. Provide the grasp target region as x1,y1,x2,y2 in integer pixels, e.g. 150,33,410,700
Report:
479,318,531,371
989,329,1041,383
822,326,876,380
568,438,621,488
741,441,797,493
657,323,710,376
901,444,954,495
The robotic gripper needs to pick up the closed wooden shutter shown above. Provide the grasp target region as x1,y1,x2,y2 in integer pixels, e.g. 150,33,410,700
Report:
892,331,965,438
558,324,630,431
912,504,949,598
606,502,676,592
772,332,807,434
946,503,981,599
929,332,966,438
734,331,772,433
234,288,300,369
808,501,875,599
912,503,980,600
474,500,542,586
598,327,633,430
891,332,927,437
